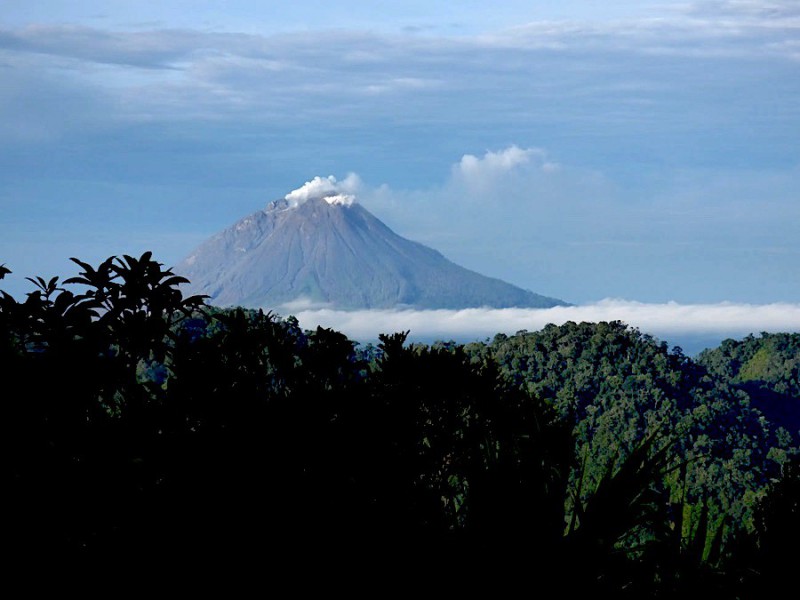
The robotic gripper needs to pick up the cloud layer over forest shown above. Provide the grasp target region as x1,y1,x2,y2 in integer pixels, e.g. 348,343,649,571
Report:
290,300,800,353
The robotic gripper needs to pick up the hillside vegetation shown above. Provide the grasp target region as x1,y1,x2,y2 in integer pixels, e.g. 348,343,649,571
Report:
699,333,800,435
2,254,798,594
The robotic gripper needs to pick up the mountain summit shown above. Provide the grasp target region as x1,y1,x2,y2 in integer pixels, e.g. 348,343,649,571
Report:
177,183,567,310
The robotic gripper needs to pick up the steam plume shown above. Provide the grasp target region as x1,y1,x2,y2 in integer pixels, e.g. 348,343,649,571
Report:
284,174,361,208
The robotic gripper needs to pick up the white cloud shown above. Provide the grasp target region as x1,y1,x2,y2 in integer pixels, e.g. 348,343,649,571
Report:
288,300,800,350
449,145,561,196
283,174,361,208
459,145,532,173
456,145,556,177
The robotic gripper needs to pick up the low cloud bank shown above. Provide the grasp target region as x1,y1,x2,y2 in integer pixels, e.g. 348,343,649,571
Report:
288,300,800,352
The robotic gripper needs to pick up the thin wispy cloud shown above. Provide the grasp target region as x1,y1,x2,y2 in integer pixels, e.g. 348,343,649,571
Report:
687,0,800,20
1,4,797,128
0,3,797,308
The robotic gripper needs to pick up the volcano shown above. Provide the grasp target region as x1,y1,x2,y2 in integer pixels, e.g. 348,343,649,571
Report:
177,190,566,310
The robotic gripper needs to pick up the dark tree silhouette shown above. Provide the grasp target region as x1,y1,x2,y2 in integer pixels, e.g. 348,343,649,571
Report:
2,253,798,595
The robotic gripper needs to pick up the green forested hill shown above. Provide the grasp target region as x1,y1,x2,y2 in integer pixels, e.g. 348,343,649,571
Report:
467,323,790,564
2,254,799,595
699,333,800,435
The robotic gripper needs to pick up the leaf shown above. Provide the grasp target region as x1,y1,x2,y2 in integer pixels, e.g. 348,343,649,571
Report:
161,276,190,287
25,276,49,294
69,257,95,273
64,277,93,286
182,294,209,305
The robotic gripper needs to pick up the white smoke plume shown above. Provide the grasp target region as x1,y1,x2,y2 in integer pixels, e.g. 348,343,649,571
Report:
284,174,361,208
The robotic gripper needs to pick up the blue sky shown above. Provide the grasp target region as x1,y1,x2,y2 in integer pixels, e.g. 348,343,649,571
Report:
1,1,799,311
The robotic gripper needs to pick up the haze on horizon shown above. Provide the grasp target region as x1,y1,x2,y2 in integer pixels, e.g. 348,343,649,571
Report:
1,1,798,345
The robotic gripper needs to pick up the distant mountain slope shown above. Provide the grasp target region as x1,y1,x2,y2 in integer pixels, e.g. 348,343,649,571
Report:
177,195,567,310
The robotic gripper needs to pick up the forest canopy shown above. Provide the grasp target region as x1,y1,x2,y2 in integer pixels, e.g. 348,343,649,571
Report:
2,253,799,595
